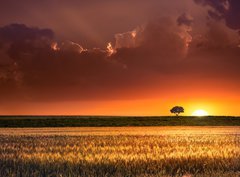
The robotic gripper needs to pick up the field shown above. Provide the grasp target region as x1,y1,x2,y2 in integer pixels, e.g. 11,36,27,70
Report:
0,127,240,177
0,116,240,127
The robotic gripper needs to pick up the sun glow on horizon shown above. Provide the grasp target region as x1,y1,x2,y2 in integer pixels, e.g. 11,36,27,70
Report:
192,109,209,117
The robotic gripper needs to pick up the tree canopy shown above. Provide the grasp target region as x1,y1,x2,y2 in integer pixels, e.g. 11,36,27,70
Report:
170,106,184,116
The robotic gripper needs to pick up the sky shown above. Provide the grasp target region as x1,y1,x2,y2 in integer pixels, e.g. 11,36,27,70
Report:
0,0,240,116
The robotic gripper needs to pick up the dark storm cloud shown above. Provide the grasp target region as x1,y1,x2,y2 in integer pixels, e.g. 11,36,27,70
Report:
177,13,194,26
0,17,240,102
194,0,240,30
0,24,54,96
0,0,198,48
0,21,187,101
0,24,128,100
0,24,53,43
113,18,190,72
0,24,54,60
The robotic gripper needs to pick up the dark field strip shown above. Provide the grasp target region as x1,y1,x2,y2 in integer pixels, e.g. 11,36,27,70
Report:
0,116,239,127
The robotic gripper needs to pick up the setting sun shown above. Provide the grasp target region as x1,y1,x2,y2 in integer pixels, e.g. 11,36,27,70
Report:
192,110,209,117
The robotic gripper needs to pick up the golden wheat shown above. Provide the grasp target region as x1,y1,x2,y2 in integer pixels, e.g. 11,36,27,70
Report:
0,127,239,177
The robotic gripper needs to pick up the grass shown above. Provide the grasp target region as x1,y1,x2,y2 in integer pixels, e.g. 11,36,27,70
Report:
0,116,239,127
0,127,239,176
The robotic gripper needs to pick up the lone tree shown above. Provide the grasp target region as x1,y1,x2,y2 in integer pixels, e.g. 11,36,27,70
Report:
170,106,184,116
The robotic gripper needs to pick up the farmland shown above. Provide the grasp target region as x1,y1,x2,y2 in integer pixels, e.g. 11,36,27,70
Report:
0,116,240,127
0,127,239,176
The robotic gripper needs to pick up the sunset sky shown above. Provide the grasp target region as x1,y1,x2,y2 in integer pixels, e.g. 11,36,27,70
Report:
0,0,239,116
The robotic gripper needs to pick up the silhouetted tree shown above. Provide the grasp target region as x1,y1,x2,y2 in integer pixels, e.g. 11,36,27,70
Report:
170,106,184,116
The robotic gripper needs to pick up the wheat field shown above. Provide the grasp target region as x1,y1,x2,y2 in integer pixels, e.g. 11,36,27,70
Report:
0,127,239,177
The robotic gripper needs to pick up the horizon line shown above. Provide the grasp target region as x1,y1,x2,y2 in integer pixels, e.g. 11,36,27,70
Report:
0,115,239,118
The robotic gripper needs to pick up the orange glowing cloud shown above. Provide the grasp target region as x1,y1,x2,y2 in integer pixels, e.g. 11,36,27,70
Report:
0,4,240,116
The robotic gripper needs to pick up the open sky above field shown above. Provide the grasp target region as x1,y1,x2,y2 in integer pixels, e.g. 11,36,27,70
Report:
0,0,240,116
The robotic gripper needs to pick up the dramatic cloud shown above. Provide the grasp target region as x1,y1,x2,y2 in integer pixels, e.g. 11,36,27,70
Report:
113,18,191,72
0,24,54,62
177,13,194,27
0,0,199,48
194,0,240,30
0,24,127,101
0,15,239,103
0,1,239,115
